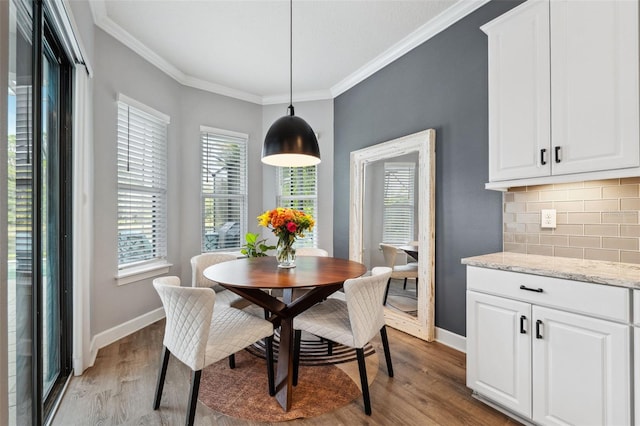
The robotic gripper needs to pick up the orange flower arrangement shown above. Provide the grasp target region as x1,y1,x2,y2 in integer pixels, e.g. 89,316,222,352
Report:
258,207,315,266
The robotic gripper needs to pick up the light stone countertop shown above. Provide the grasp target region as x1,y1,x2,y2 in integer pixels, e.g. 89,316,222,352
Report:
461,252,640,289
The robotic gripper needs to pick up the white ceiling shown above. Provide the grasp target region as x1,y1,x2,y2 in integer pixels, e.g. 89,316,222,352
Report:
89,0,487,104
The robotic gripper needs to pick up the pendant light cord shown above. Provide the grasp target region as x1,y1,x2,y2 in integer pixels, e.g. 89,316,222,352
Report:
288,0,294,116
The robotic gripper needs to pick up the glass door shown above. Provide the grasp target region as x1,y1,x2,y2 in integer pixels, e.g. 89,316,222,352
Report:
8,1,35,423
6,1,73,424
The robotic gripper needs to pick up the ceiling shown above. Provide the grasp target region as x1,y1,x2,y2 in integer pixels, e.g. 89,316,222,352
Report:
89,0,486,104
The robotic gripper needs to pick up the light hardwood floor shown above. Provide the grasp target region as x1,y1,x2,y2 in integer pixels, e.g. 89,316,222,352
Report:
52,321,519,425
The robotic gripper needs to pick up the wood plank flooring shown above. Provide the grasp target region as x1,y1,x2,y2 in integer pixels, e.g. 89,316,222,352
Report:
52,321,520,425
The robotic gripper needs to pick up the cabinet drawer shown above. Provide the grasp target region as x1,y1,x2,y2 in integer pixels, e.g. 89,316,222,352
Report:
467,266,629,323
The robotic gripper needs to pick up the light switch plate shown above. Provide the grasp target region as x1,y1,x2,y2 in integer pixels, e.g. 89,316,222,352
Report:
541,209,556,229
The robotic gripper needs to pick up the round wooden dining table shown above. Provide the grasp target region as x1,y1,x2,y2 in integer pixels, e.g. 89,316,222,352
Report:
203,255,366,412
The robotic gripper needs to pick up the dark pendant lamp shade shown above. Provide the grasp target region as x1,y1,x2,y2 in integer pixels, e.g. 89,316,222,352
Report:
261,0,321,167
262,105,321,167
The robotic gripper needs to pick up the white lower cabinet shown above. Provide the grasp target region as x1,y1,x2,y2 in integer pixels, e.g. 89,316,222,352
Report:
636,326,640,426
467,267,631,425
467,292,532,417
634,290,640,426
532,306,629,426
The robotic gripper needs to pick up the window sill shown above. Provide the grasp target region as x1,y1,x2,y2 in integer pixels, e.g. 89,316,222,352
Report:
115,261,173,286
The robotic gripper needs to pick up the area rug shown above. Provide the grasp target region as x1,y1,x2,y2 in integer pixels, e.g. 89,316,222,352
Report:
198,343,379,422
247,329,376,366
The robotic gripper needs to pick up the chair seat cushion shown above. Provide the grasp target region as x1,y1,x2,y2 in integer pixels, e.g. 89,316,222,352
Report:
205,307,273,366
391,263,418,279
294,299,355,348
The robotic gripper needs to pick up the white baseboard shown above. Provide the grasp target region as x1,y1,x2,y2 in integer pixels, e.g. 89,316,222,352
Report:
435,327,466,353
88,307,165,368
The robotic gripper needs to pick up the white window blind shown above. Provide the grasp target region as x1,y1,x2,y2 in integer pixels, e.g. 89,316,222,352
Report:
277,166,317,248
117,99,168,268
382,162,415,244
201,128,247,252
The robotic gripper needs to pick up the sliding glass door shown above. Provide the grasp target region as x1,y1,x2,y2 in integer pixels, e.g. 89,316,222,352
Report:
6,0,73,424
9,0,35,422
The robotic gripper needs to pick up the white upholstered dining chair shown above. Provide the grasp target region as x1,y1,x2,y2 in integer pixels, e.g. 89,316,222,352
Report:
379,243,418,303
292,267,394,415
152,276,275,426
191,252,250,308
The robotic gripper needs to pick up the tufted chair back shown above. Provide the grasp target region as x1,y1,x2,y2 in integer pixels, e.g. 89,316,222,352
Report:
153,276,215,371
343,267,392,348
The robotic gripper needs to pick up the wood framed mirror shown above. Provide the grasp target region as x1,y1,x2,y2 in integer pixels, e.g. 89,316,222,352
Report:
349,129,435,341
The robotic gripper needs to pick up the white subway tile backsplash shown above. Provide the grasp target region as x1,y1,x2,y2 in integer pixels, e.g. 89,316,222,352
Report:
504,178,640,264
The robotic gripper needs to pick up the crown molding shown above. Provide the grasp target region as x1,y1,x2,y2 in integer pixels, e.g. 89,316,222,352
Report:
88,0,490,105
262,89,333,106
90,1,186,80
330,0,491,98
88,0,264,104
181,75,263,104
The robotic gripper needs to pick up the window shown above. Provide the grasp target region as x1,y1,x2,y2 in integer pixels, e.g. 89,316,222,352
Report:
117,95,169,268
382,162,415,244
277,166,318,247
201,127,247,252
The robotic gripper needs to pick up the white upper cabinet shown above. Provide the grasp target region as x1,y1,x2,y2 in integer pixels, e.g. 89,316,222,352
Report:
483,0,639,184
550,0,639,175
483,0,551,182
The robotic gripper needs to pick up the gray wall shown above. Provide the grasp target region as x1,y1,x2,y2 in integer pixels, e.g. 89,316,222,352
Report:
334,0,523,336
91,28,264,335
92,28,184,335
178,86,263,286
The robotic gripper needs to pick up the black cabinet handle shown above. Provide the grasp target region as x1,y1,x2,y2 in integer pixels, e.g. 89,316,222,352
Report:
520,315,527,334
536,320,543,339
520,285,543,293
540,149,547,165
554,146,562,163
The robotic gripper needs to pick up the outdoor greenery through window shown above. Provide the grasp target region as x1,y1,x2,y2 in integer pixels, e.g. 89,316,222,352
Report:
277,166,318,247
382,162,415,244
201,127,247,252
117,96,169,268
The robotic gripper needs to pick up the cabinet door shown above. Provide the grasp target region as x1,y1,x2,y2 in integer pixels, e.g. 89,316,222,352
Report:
635,327,640,426
532,306,630,426
467,291,532,417
550,0,639,175
483,0,551,182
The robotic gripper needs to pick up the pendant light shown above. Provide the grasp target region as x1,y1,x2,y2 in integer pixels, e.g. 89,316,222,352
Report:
262,0,321,167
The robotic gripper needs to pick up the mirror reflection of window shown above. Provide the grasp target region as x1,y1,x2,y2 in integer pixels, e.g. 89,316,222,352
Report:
382,162,415,244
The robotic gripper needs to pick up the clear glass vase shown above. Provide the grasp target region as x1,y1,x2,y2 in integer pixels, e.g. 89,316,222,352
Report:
276,241,296,268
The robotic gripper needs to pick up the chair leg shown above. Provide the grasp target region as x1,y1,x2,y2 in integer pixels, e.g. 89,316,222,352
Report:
356,348,372,415
228,354,236,369
327,340,333,356
415,277,418,293
153,346,170,410
380,326,394,377
293,330,301,386
186,370,202,426
265,335,275,396
383,278,391,305
403,278,407,290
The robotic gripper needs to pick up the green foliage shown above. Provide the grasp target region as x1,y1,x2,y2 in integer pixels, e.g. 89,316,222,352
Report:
241,232,275,258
